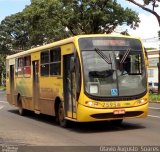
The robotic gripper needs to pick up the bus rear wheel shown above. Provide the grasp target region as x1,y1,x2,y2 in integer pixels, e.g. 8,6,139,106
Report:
57,102,69,127
17,95,25,116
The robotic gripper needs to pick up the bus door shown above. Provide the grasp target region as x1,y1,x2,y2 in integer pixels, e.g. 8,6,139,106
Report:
63,54,77,119
10,65,15,104
32,60,40,113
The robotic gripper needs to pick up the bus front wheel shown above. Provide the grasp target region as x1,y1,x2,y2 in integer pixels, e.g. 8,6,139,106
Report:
17,95,25,116
58,102,68,127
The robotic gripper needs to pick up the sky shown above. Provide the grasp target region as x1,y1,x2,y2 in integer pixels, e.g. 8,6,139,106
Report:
0,0,31,21
0,0,159,48
116,0,160,48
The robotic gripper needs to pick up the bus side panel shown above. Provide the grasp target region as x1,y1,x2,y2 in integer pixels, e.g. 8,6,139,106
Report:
39,76,64,116
39,77,56,116
16,77,33,110
38,43,74,116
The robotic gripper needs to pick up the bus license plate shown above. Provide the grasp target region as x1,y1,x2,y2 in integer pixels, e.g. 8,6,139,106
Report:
113,110,125,115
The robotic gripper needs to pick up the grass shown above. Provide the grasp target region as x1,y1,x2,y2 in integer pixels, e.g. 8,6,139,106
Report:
149,94,160,103
0,86,6,91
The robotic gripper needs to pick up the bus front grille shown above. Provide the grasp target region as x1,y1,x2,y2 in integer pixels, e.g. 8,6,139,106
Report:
90,111,143,119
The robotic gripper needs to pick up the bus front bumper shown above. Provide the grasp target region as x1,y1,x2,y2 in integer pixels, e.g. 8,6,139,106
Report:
76,102,148,122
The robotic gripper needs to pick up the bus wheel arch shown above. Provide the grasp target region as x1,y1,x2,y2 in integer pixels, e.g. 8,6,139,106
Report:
54,97,69,127
17,93,25,116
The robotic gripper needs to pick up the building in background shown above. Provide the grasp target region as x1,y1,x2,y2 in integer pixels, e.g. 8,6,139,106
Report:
147,49,159,83
147,49,159,93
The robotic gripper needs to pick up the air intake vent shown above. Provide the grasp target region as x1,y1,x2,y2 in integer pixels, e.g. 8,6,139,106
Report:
91,111,143,119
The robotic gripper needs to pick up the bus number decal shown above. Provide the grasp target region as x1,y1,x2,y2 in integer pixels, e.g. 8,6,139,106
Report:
102,102,121,108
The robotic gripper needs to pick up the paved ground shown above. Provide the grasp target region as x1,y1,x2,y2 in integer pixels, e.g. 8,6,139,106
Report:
0,91,160,151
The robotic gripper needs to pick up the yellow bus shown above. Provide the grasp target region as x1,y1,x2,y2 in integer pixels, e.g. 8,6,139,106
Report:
6,34,148,127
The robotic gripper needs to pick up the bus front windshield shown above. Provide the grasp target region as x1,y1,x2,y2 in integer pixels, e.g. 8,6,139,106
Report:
79,37,147,98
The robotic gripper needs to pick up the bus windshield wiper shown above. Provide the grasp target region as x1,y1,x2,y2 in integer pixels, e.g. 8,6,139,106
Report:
95,48,112,64
120,48,131,63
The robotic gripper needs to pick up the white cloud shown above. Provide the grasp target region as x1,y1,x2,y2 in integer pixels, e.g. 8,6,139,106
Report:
116,0,160,48
0,0,28,1
130,13,160,48
126,1,143,8
130,14,159,38
114,12,160,48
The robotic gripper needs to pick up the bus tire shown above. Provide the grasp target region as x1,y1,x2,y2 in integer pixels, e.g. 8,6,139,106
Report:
110,119,123,126
17,95,25,116
57,102,69,127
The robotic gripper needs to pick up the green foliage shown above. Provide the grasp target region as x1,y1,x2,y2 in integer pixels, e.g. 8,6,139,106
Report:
144,0,159,6
51,0,140,34
0,13,29,50
0,86,6,91
144,0,152,5
158,31,160,39
23,0,67,46
0,0,140,50
149,94,160,103
0,54,6,86
146,48,157,50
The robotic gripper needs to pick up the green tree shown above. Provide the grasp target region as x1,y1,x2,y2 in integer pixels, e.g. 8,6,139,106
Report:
0,12,29,50
0,0,140,50
0,0,141,85
23,0,67,46
126,0,160,26
48,0,140,34
0,54,6,86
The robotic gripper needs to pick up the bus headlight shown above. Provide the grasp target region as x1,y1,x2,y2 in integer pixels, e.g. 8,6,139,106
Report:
140,99,145,103
137,98,147,105
85,101,99,107
88,101,93,106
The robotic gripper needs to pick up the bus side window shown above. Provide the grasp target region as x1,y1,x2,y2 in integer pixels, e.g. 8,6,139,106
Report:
24,56,31,77
17,57,24,77
41,51,49,76
50,47,61,76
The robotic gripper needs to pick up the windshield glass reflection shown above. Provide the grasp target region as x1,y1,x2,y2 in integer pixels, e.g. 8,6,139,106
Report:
82,49,146,97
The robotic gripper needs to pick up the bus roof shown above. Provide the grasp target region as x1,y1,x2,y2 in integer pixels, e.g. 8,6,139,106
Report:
6,34,141,60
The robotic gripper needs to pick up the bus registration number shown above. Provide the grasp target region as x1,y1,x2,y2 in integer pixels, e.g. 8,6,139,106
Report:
113,109,125,115
102,102,121,108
